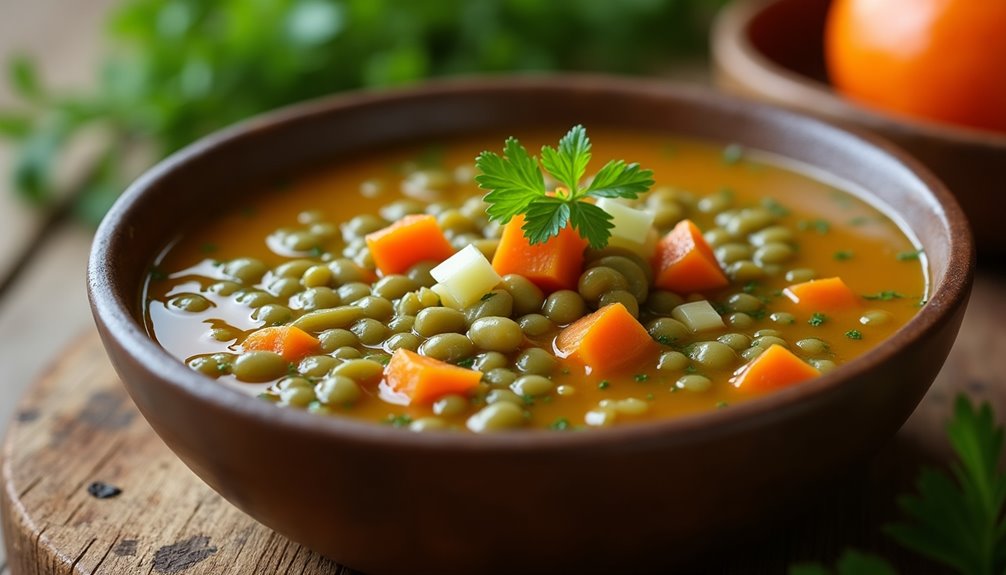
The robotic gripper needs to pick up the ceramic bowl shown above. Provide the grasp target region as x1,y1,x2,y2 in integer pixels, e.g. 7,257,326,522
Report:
87,76,973,574
712,0,1006,258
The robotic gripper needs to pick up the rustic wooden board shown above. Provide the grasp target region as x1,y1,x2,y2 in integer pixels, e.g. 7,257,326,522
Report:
2,269,1005,575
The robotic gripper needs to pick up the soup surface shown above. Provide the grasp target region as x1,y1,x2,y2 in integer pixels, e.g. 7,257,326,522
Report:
144,127,927,432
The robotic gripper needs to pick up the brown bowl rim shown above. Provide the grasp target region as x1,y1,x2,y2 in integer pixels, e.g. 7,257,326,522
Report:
88,74,974,453
712,0,1006,148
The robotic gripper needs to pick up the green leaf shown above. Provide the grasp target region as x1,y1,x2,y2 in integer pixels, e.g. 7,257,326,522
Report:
886,395,1006,575
568,200,613,249
540,124,590,193
475,137,544,224
0,112,31,139
8,55,42,101
585,159,653,199
835,550,898,575
521,196,569,245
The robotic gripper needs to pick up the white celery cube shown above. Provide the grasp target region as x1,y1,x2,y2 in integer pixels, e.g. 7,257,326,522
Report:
596,198,655,245
672,300,725,332
430,244,502,309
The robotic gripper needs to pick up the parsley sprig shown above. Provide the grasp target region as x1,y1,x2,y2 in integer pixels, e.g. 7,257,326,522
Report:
789,395,1006,575
475,125,654,249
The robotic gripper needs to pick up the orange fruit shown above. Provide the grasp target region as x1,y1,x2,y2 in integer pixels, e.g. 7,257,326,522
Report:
825,0,1006,134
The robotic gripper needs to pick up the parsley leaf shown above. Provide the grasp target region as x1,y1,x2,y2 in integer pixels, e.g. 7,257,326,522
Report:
884,396,1006,575
540,125,590,193
585,159,653,198
475,137,545,224
477,125,654,249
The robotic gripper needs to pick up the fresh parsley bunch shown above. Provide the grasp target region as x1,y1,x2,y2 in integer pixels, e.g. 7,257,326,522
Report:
791,395,1006,575
475,125,654,249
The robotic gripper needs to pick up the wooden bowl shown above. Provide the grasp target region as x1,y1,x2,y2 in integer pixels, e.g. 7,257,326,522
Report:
712,0,1006,259
87,76,973,575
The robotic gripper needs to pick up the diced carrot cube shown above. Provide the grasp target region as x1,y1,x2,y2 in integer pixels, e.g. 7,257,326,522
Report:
242,326,319,362
652,219,728,294
555,302,655,373
491,214,588,293
730,344,821,392
384,349,482,405
783,277,860,310
365,214,455,275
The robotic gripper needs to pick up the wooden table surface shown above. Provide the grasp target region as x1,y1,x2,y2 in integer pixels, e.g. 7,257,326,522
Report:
0,2,1004,574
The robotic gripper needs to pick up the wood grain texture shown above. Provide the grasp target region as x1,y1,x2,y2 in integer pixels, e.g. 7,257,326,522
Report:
2,269,1005,574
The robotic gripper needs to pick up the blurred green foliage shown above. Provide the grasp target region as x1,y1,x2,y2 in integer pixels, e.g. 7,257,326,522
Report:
0,0,725,224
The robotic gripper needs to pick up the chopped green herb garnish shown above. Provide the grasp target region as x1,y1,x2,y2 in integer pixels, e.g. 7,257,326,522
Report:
598,380,611,390
722,143,744,165
830,190,854,209
833,250,854,261
712,301,729,315
897,250,923,261
743,281,760,294
848,215,872,226
634,373,649,382
549,417,571,431
761,198,790,217
716,401,729,409
476,125,654,249
521,394,535,405
798,219,831,234
646,393,655,401
199,243,218,254
149,266,167,281
656,335,674,346
864,291,906,301
809,312,827,327
307,246,324,258
384,414,413,428
845,329,863,340
455,357,476,368
479,292,497,302
750,309,768,320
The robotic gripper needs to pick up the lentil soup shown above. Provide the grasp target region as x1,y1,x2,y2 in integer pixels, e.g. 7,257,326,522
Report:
144,127,926,432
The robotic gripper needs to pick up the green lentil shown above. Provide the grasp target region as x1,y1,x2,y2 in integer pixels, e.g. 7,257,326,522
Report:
511,375,554,397
860,310,893,326
785,268,816,283
433,394,469,417
279,386,316,408
315,375,361,405
487,389,524,405
252,304,293,325
414,307,467,336
515,347,558,376
266,277,303,299
726,312,755,329
337,282,372,304
657,351,690,371
542,290,587,325
169,293,212,313
472,351,508,373
290,287,341,312
770,312,796,325
372,275,419,300
464,290,514,324
232,351,289,383
383,332,422,352
298,355,340,378
318,328,358,352
598,290,639,317
675,374,712,392
350,318,390,346
419,333,475,363
302,265,333,288
387,315,415,334
647,318,689,344
590,256,650,301
224,258,268,284
501,274,545,316
466,402,525,432
518,314,554,337
646,290,685,316
688,341,737,369
717,333,751,351
293,306,365,333
795,338,829,355
406,261,438,287
409,417,448,431
331,359,384,383
484,368,518,388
